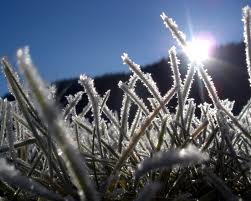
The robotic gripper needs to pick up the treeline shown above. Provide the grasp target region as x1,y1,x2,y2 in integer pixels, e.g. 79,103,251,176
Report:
4,42,251,115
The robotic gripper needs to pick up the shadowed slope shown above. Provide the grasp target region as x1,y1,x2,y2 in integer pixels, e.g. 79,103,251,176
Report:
4,42,250,115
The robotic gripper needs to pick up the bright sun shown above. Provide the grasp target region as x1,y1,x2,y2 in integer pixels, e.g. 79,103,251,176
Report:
184,38,211,62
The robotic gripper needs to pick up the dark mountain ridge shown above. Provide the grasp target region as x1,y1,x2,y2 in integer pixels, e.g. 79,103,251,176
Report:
4,42,251,115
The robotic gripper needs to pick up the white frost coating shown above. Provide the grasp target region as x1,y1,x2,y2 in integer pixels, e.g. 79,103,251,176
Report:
57,148,63,156
179,144,209,161
57,119,76,144
79,74,89,82
198,66,219,106
0,158,18,177
119,74,137,124
16,48,22,58
169,47,182,85
17,46,32,66
121,52,129,65
182,64,196,102
79,74,104,158
243,6,251,86
145,73,162,98
135,144,209,180
161,12,187,47
169,47,183,107
121,53,141,72
220,99,235,113
103,105,120,129
64,91,84,118
79,74,99,100
48,84,57,100
79,75,100,109
121,53,164,112
119,81,150,115
160,12,167,21
198,102,215,116
16,46,52,104
2,55,21,97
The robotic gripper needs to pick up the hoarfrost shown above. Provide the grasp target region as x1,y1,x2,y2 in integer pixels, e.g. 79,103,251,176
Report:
121,53,165,113
243,6,251,86
135,144,208,180
161,12,187,47
0,158,18,177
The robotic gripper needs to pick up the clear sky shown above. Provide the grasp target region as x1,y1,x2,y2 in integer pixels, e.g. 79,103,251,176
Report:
0,0,248,94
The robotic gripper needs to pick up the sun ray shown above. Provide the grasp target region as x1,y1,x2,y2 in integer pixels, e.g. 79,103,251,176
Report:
184,38,212,62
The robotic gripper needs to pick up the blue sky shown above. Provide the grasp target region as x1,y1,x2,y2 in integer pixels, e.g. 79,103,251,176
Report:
0,0,248,94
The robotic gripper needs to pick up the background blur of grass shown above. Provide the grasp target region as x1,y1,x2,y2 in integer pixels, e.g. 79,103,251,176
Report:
0,5,250,201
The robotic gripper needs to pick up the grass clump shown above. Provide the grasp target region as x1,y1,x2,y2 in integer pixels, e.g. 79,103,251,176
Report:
0,5,251,201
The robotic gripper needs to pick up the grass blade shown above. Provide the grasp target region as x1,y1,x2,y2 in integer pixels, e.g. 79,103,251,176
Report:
135,145,208,181
112,86,176,174
17,47,99,201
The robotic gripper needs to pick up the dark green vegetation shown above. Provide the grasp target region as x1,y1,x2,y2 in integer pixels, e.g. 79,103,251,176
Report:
0,6,251,201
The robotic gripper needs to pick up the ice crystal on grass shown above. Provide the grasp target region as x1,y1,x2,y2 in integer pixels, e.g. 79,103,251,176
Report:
243,6,251,86
119,75,138,152
118,81,150,115
79,74,100,105
182,64,196,103
121,53,166,114
64,91,84,119
103,105,120,129
48,84,57,100
197,65,220,106
0,158,18,177
16,49,99,201
119,75,137,120
1,58,22,97
0,4,251,201
135,144,208,180
0,158,65,200
169,47,182,89
160,12,187,47
6,102,17,161
17,47,51,101
79,74,103,158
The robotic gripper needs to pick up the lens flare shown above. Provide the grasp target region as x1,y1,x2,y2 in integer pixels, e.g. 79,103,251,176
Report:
185,38,212,62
